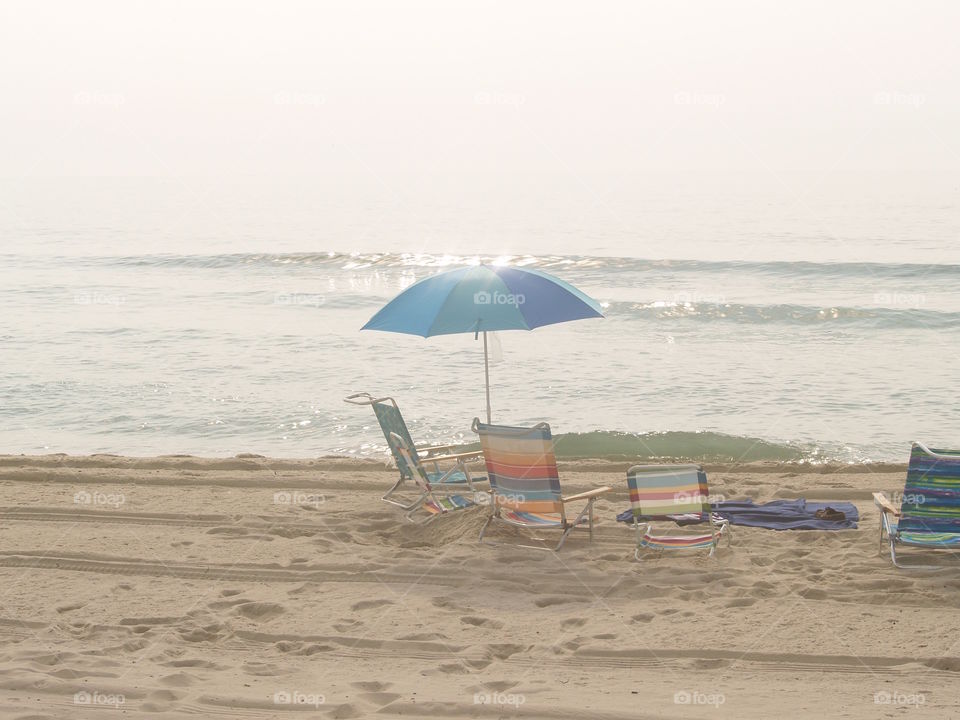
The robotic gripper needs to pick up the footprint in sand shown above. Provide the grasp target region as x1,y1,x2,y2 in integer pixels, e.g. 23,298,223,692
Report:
242,661,285,676
141,689,182,713
159,673,194,687
350,599,394,612
333,619,364,633
486,643,525,660
351,681,392,692
271,527,317,538
435,662,472,675
460,616,503,629
233,602,286,620
162,658,224,670
55,603,85,614
561,617,587,629
356,690,401,707
534,596,583,608
207,597,252,610
631,612,655,623
398,632,448,641
275,640,335,654
470,680,519,694
752,580,776,597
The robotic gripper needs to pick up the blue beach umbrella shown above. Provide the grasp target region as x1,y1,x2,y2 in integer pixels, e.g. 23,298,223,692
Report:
362,265,603,422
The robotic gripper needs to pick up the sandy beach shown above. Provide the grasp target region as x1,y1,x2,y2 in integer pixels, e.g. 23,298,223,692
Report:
0,454,954,718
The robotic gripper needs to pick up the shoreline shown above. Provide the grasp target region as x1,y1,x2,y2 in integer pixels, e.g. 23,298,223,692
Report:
0,452,909,475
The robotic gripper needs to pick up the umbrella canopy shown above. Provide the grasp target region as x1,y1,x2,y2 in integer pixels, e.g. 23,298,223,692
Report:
361,265,602,421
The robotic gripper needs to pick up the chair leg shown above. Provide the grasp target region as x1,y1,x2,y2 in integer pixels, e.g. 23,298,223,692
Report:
887,539,952,571
557,500,594,551
555,523,576,551
382,475,424,509
478,514,494,544
383,471,432,509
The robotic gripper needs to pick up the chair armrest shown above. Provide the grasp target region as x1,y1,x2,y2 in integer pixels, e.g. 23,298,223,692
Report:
418,443,473,455
873,492,900,517
423,450,484,463
562,486,613,503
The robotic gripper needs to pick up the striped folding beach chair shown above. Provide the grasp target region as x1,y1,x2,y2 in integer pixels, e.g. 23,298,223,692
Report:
873,442,960,569
344,393,485,509
388,432,480,523
472,419,611,550
627,465,729,560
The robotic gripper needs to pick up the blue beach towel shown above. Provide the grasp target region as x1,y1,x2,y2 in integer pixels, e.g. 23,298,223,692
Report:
616,498,858,530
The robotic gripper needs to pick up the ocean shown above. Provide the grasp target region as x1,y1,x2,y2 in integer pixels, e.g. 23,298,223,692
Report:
2,174,958,463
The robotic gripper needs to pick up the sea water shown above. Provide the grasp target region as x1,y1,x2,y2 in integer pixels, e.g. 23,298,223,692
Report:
1,174,957,462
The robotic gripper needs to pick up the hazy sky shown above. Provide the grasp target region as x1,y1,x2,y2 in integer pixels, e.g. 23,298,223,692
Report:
1,1,958,181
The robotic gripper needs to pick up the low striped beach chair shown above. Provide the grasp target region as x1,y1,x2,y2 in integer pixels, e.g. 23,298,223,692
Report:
874,442,960,569
627,465,729,560
389,432,480,523
344,392,484,509
472,418,612,550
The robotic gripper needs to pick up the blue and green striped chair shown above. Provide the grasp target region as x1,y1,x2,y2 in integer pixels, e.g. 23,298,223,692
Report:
344,393,485,509
874,442,960,569
627,464,729,560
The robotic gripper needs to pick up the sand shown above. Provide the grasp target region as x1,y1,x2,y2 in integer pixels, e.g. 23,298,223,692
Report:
0,453,956,718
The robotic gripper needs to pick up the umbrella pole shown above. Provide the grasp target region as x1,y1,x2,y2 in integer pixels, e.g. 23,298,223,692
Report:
483,331,491,423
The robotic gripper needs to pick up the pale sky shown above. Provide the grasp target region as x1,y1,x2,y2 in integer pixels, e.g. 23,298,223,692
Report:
0,1,957,181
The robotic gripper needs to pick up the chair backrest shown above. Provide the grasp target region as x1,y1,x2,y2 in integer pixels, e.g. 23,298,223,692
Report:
473,419,563,516
365,398,421,478
899,442,960,533
627,464,711,521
